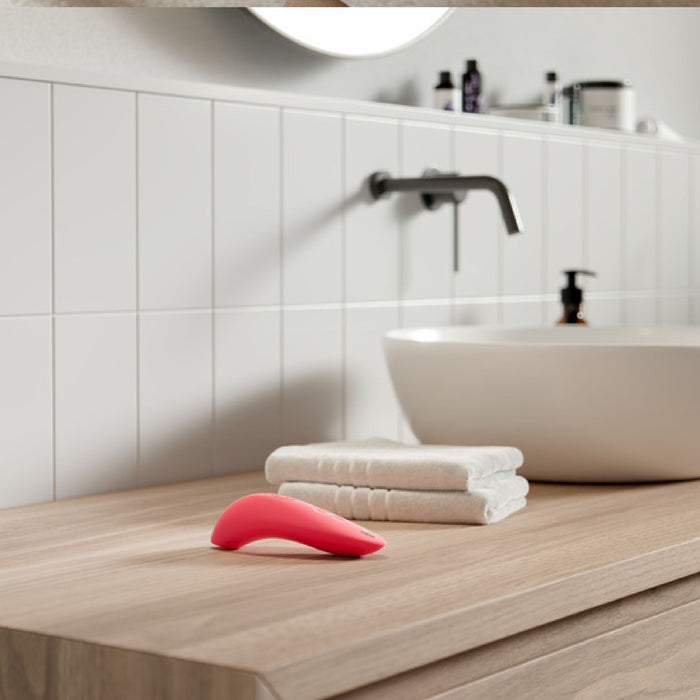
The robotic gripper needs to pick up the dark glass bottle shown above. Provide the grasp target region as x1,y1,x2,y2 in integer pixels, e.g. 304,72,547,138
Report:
461,59,481,114
557,269,596,325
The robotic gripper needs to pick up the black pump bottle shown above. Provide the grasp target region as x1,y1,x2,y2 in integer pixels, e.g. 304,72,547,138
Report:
557,269,596,325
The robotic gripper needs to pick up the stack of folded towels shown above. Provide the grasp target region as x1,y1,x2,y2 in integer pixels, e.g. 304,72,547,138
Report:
265,437,528,525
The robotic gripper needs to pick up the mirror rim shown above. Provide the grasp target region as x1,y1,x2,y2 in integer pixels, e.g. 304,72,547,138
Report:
249,8,454,59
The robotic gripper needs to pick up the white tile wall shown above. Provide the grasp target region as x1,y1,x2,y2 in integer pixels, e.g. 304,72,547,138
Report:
0,318,52,508
624,146,657,292
282,308,343,445
139,311,213,486
138,94,212,311
53,85,136,313
54,314,137,498
659,150,691,290
694,155,700,294
282,110,343,305
215,103,281,308
1,67,699,508
587,142,622,292
546,136,585,293
215,308,281,474
0,78,51,316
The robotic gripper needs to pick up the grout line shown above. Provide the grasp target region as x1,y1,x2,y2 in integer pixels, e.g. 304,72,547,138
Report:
655,150,663,324
582,139,590,269
620,146,628,325
688,154,695,299
6,291,689,320
278,107,286,445
688,156,700,324
340,114,347,441
4,290,688,320
210,99,216,476
397,120,405,331
540,136,548,327
497,129,504,327
448,123,456,326
134,91,142,489
397,120,405,443
49,81,57,502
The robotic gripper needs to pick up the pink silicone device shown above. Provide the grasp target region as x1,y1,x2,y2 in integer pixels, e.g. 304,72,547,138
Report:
211,493,386,556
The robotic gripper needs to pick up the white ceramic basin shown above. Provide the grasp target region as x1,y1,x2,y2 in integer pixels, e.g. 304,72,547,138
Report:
384,326,700,483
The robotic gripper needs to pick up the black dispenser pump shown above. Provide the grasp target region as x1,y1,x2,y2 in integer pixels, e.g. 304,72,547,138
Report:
558,269,596,325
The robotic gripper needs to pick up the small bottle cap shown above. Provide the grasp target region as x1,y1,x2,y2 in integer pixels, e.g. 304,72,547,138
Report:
466,59,478,71
546,71,558,82
436,71,454,89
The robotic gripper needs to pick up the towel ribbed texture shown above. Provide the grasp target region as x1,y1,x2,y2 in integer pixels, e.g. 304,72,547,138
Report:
279,475,529,525
265,438,528,525
265,437,524,490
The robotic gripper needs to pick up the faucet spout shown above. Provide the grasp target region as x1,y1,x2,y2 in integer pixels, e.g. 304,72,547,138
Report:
369,170,524,235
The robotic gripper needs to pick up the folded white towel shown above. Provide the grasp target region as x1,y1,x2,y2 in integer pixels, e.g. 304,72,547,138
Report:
278,475,529,525
265,438,524,491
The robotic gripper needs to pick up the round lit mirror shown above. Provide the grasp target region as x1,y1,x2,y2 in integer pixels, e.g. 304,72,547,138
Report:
249,8,453,59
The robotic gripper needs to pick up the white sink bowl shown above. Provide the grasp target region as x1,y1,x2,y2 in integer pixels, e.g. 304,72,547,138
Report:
384,326,700,483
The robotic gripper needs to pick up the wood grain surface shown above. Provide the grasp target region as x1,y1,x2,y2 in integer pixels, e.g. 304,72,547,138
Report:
2,471,700,698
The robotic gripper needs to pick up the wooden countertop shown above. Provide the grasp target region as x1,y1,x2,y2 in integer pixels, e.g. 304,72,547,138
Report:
2,471,700,698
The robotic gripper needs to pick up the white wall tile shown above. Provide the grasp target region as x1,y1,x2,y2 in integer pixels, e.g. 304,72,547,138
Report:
659,150,691,290
546,137,585,295
502,299,545,327
345,116,400,303
454,127,500,298
624,296,656,326
215,309,281,475
282,109,342,305
585,297,623,326
502,132,544,296
401,302,451,329
139,312,213,486
0,78,51,316
0,318,52,508
660,295,690,325
282,308,342,444
624,146,657,291
400,121,452,300
453,301,499,326
694,155,700,293
587,142,622,292
214,102,280,308
345,306,401,441
55,315,137,499
53,85,136,313
138,94,212,310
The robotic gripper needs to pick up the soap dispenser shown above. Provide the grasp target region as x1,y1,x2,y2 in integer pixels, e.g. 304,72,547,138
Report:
557,269,596,325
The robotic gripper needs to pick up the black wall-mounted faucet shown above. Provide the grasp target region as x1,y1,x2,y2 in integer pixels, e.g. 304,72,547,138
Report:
368,168,524,271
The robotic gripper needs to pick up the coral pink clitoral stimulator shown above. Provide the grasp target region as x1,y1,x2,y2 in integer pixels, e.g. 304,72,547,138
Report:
211,493,386,557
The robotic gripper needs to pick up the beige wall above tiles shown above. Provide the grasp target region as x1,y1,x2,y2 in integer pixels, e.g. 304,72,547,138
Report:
0,66,699,509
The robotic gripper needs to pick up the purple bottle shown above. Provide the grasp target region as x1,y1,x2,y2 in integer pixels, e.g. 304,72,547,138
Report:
462,59,481,114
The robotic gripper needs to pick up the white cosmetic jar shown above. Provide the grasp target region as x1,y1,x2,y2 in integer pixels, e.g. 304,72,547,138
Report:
578,80,635,132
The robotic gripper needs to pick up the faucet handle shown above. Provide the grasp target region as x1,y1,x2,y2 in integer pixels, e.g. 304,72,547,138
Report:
421,168,467,210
